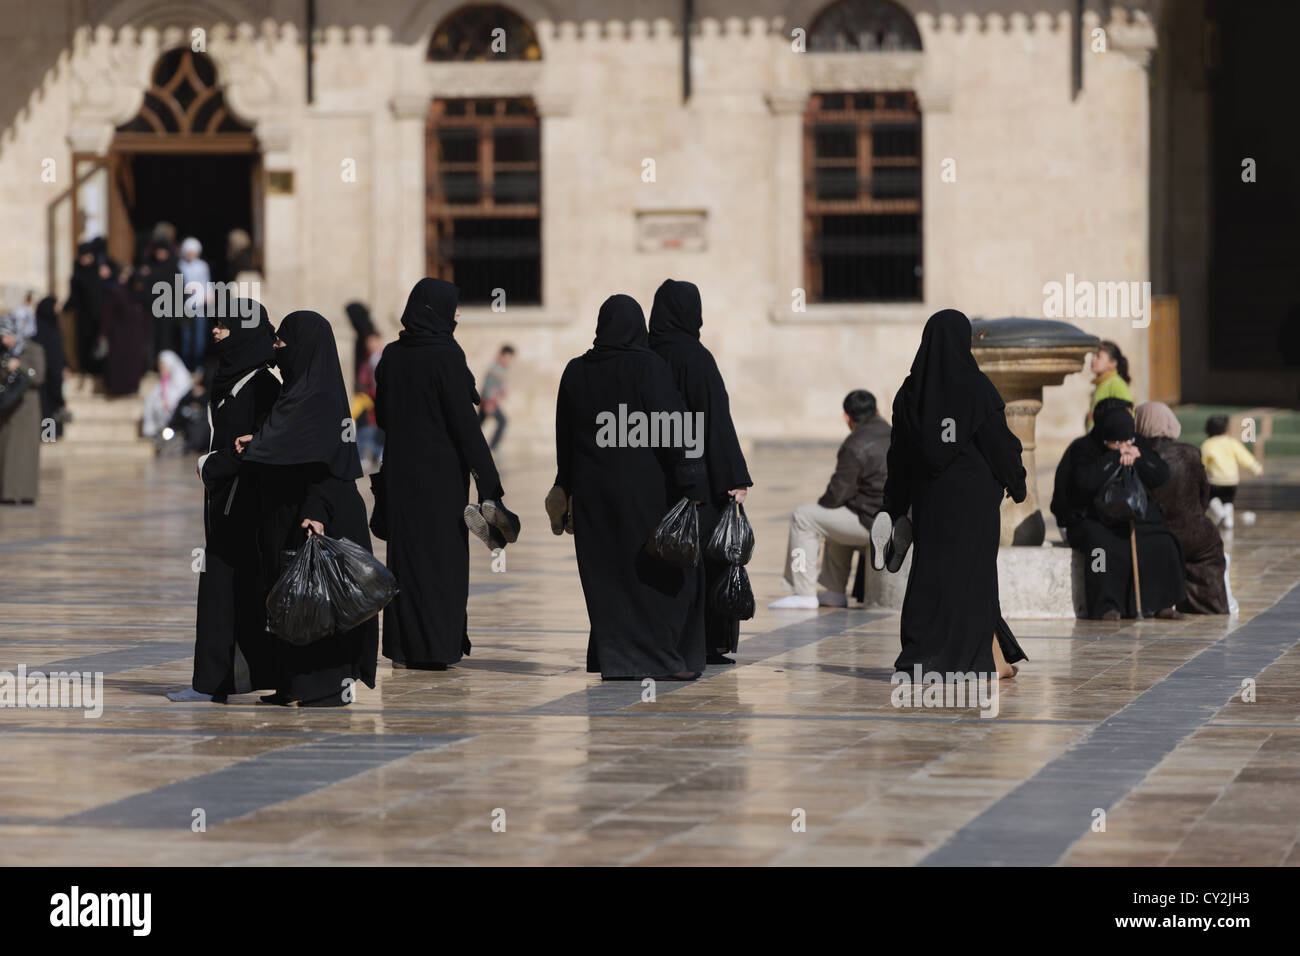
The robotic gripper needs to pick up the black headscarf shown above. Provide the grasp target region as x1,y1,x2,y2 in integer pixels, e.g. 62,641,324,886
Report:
35,296,57,328
1095,405,1136,443
894,309,1005,476
648,279,702,346
586,294,649,358
241,310,362,480
399,278,459,344
345,301,376,339
396,278,479,403
209,298,276,403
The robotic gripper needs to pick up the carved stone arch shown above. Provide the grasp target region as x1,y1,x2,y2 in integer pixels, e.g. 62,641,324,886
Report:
116,47,254,138
73,0,283,139
393,0,559,52
786,0,924,51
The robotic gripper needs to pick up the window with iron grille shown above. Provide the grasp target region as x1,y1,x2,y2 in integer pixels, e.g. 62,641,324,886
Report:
426,97,541,305
804,91,922,302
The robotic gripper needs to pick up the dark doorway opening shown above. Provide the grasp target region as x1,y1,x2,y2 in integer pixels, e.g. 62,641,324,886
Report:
1207,0,1300,374
128,153,255,282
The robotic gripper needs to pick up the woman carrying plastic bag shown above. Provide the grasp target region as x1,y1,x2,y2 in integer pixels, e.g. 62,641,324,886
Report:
236,311,381,707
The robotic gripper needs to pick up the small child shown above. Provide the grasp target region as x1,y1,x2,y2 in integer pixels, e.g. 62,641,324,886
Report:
1201,414,1263,529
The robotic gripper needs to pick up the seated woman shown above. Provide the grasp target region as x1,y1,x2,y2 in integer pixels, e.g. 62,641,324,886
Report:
1051,404,1186,620
1134,401,1229,614
142,350,192,438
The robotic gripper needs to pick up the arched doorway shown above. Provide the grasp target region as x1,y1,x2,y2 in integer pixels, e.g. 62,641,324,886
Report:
107,48,262,283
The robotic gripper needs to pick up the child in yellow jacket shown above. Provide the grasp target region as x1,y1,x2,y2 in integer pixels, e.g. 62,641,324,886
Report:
1201,414,1262,529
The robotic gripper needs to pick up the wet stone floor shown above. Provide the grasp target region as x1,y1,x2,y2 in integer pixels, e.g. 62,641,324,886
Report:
1,448,1298,866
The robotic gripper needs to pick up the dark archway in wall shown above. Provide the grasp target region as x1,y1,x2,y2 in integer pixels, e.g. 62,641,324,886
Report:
1205,0,1300,399
108,48,260,281
128,154,253,282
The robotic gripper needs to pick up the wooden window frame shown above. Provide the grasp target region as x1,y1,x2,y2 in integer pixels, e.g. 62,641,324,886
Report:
425,97,542,300
803,90,923,303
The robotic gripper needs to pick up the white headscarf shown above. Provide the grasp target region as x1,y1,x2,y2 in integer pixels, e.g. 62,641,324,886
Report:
157,350,193,412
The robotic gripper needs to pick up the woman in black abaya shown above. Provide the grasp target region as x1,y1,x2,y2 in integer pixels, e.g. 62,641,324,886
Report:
876,309,1028,679
168,299,280,702
648,279,752,664
237,311,378,706
555,294,709,680
1050,405,1186,620
66,241,106,375
375,278,512,670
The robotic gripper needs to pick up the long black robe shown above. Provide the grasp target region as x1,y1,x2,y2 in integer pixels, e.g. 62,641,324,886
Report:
884,310,1028,675
1050,423,1186,619
193,302,280,695
31,298,66,425
65,246,104,374
556,294,709,679
241,311,378,704
648,279,752,656
100,277,150,397
375,278,504,666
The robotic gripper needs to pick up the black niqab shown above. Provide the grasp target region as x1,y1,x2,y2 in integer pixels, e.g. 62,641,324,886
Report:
587,294,650,356
210,298,276,403
648,279,702,345
399,278,459,343
396,278,478,403
241,310,362,480
894,309,1005,476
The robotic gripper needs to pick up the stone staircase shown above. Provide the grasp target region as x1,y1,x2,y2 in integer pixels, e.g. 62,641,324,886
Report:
44,373,155,460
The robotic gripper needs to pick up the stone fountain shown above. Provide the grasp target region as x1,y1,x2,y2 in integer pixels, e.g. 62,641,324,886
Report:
970,317,1100,547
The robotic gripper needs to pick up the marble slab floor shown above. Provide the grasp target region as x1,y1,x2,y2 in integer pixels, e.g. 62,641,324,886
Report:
1,447,1298,866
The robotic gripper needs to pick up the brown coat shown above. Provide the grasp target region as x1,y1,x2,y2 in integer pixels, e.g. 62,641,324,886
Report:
1149,437,1229,614
0,341,46,503
818,413,891,527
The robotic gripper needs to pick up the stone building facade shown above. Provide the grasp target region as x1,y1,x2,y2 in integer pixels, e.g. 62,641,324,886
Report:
4,0,1215,456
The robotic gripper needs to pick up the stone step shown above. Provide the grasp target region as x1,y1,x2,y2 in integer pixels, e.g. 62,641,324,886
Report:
58,420,143,443
61,398,144,423
41,439,155,460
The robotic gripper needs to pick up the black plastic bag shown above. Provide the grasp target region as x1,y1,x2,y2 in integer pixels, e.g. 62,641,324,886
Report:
266,533,399,645
1093,463,1149,524
266,535,335,645
649,496,700,568
705,500,755,565
710,564,755,621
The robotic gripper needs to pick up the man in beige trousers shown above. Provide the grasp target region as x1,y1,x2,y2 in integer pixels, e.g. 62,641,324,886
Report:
771,390,891,609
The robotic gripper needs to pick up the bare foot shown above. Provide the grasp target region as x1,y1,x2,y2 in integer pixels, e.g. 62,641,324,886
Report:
992,634,1018,680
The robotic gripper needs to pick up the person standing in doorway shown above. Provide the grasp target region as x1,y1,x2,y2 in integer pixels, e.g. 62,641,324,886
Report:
178,237,211,370
479,344,514,451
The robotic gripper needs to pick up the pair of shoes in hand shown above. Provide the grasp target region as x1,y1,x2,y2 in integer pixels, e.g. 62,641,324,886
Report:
869,511,912,573
545,484,574,536
464,499,521,551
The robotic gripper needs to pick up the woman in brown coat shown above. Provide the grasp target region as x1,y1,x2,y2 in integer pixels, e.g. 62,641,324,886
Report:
0,313,46,504
1135,401,1229,613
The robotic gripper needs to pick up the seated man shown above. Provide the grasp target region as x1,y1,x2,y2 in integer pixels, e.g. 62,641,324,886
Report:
770,389,890,609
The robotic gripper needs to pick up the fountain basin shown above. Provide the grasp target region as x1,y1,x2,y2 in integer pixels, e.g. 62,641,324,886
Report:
970,318,1099,546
